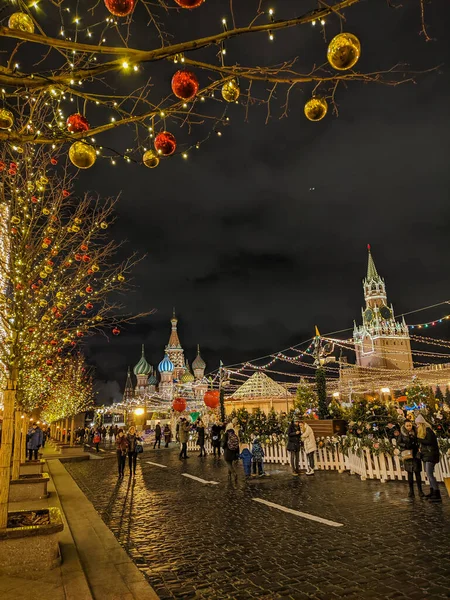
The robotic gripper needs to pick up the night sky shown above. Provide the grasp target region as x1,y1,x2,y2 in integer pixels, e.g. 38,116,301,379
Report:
75,0,450,402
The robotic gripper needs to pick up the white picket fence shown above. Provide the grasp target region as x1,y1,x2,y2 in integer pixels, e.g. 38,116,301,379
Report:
187,439,450,484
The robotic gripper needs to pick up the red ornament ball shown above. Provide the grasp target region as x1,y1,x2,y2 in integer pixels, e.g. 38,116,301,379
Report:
66,113,90,134
172,397,187,412
112,327,121,336
104,0,135,17
171,70,199,101
154,131,177,156
204,390,220,409
174,0,205,8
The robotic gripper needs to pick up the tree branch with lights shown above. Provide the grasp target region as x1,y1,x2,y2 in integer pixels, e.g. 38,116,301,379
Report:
0,0,439,167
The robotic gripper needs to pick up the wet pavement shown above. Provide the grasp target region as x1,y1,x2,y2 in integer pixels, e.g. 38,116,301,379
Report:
65,445,450,600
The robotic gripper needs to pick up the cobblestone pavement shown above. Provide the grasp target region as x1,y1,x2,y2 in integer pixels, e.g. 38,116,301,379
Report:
66,447,450,600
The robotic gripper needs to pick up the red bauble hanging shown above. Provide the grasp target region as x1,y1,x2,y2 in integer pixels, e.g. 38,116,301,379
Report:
172,397,187,412
171,70,199,101
112,327,120,335
204,390,220,409
66,113,90,134
104,0,135,17
154,131,177,156
174,0,205,8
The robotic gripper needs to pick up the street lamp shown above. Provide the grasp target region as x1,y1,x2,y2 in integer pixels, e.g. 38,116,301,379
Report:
134,407,145,416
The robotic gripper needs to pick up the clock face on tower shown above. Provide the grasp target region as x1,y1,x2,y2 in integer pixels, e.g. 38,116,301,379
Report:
379,305,392,320
364,308,374,323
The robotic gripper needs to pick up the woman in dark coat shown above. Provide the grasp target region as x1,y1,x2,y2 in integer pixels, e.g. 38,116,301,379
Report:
115,429,128,478
397,420,423,498
287,420,301,476
222,428,239,481
126,426,140,477
211,422,223,457
416,415,441,502
196,419,206,457
163,424,172,448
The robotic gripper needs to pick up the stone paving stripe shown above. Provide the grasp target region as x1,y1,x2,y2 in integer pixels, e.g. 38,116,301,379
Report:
181,473,219,485
99,449,106,452
252,498,344,528
146,461,168,468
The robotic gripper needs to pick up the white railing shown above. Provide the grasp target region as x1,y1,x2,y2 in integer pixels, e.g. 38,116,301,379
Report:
187,439,450,484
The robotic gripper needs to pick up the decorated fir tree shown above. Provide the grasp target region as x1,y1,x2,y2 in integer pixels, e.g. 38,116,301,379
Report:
294,378,318,418
315,368,328,420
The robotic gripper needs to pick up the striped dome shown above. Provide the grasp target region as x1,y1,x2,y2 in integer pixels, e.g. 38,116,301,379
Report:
133,345,152,376
158,354,174,373
148,371,158,385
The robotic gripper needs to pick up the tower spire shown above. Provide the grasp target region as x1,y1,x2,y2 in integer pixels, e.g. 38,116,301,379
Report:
366,244,380,282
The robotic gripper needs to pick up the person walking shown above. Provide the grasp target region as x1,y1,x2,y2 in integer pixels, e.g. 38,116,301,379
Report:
108,426,114,445
398,420,424,499
116,429,128,478
416,415,441,502
239,443,253,478
93,428,101,453
251,436,265,477
211,422,223,458
163,424,172,448
223,428,240,482
127,426,140,477
154,421,162,449
300,421,317,475
179,418,190,460
27,422,43,461
287,419,301,476
196,419,206,457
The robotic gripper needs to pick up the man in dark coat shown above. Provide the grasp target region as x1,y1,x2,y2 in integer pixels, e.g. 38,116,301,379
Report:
287,419,301,475
154,422,162,449
211,422,223,457
27,423,43,461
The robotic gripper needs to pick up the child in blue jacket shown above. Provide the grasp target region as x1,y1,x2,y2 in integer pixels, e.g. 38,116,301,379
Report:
239,444,253,478
252,437,265,476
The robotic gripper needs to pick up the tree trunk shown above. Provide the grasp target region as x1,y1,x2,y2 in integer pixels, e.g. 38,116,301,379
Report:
64,418,68,443
11,411,22,480
21,415,28,463
0,378,17,529
70,415,75,447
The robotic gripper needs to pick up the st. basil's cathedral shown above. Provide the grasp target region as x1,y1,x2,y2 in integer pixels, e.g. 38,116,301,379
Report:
123,311,208,403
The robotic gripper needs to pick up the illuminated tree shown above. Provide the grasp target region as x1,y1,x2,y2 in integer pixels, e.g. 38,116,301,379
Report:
0,1,438,169
294,378,318,417
0,121,146,528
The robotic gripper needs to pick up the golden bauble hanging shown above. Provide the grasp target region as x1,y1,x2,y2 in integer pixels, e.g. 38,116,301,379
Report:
327,33,361,71
221,79,240,103
0,109,14,130
143,150,160,169
304,97,328,122
69,141,97,169
8,12,35,34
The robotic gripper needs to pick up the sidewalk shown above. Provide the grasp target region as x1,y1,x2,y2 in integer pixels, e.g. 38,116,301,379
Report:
0,456,158,600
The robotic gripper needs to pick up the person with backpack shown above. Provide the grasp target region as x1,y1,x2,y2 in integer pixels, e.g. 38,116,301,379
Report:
211,422,223,457
223,428,240,482
251,436,265,477
93,428,101,453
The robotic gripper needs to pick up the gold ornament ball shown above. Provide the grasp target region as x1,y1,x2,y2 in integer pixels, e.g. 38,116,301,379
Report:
100,222,108,230
221,80,240,103
304,97,328,122
8,12,35,34
69,141,97,169
327,33,361,71
143,150,160,169
0,108,14,130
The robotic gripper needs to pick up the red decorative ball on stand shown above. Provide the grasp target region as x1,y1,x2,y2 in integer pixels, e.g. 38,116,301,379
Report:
204,390,220,409
171,70,199,100
154,131,177,156
172,397,187,412
104,0,135,17
66,113,90,134
174,0,205,8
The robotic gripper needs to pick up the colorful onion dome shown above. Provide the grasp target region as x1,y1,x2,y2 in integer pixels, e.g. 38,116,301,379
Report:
158,354,174,373
148,370,158,385
192,344,206,370
181,362,195,383
133,345,152,376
